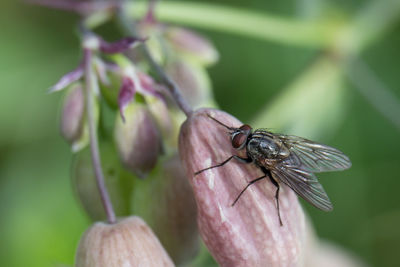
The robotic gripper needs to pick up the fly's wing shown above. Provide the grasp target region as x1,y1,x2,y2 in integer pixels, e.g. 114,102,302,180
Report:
278,134,351,173
270,153,333,211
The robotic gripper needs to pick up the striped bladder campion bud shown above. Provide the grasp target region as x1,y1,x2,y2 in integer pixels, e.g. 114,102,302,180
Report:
114,103,162,178
72,142,133,221
178,108,306,267
75,216,174,267
131,154,199,265
60,83,87,152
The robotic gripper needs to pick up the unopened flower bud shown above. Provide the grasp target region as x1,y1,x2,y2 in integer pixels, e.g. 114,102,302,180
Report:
75,216,174,267
99,70,121,109
136,22,165,64
132,154,199,265
166,59,212,108
179,108,306,267
114,103,162,177
146,96,173,140
60,83,88,152
165,27,219,66
72,142,133,221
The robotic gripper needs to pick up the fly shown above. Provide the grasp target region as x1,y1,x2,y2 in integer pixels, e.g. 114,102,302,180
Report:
194,115,352,226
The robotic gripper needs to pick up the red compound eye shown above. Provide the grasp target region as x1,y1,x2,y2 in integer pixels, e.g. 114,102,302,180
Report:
239,124,252,131
232,133,248,149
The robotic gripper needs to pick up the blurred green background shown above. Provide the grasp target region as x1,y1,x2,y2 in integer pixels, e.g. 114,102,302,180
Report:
1,0,400,266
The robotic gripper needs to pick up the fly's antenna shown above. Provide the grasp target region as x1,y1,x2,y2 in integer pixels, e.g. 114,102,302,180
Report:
206,114,236,131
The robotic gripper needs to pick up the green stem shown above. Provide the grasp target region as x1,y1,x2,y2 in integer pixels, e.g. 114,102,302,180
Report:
83,47,116,224
345,57,400,131
126,1,334,48
350,0,400,53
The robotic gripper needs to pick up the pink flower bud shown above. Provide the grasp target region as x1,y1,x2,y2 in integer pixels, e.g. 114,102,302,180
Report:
131,154,199,265
118,76,136,122
75,216,174,267
165,27,219,66
179,108,306,266
147,96,173,141
165,59,212,108
114,103,162,177
60,83,87,151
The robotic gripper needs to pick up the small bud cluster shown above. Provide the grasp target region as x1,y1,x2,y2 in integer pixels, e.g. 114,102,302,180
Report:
52,20,218,177
45,4,219,265
136,19,219,109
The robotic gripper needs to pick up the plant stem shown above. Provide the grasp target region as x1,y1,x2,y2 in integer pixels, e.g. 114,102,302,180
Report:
83,47,116,224
117,6,193,117
144,0,158,23
140,44,193,117
125,1,333,48
346,57,400,132
26,0,117,15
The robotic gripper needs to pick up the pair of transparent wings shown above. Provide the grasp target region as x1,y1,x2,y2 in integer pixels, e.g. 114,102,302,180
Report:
268,134,352,211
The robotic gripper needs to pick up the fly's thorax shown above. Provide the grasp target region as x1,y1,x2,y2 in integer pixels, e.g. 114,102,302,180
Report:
277,145,290,158
247,131,284,160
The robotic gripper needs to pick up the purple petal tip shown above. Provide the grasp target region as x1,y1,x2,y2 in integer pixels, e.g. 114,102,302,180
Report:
48,66,84,93
118,77,136,121
100,37,145,54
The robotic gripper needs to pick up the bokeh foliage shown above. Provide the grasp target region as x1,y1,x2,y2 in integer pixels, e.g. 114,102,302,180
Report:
0,0,399,266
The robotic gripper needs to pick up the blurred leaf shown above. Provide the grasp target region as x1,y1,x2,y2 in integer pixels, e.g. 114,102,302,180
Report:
128,1,336,48
345,57,400,132
251,56,347,139
0,2,79,146
190,241,218,267
0,139,88,267
349,0,400,53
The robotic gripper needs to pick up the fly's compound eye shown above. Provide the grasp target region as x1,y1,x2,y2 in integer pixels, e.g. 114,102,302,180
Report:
232,132,248,149
239,124,252,131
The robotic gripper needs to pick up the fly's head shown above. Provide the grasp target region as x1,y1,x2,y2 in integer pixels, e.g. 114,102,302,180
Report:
230,125,252,150
206,114,252,151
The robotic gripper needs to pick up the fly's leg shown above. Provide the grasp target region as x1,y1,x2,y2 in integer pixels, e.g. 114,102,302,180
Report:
194,155,252,175
262,167,283,226
231,173,267,206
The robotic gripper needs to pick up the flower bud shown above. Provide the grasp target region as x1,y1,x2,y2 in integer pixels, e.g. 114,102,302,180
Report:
60,83,88,152
75,216,174,267
135,22,165,64
146,96,173,140
114,103,162,177
166,59,212,108
72,142,133,221
165,27,219,66
179,108,306,267
99,70,121,110
132,154,199,265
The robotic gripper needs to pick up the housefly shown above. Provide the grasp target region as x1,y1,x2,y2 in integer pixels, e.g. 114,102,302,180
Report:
195,115,352,226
